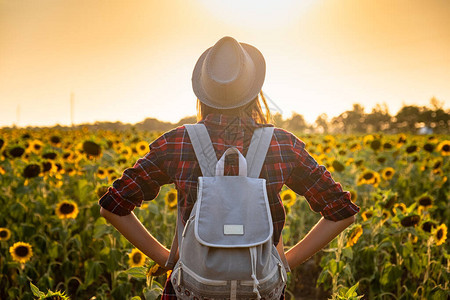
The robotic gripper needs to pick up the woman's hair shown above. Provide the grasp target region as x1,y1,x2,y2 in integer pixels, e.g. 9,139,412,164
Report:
197,91,272,124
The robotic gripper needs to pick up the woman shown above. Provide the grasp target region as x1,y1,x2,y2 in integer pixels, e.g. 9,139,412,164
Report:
99,36,360,299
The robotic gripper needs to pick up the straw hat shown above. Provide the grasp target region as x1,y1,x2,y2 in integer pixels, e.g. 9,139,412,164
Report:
192,36,266,109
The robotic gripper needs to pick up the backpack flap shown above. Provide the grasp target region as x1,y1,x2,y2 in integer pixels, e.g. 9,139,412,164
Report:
194,175,273,248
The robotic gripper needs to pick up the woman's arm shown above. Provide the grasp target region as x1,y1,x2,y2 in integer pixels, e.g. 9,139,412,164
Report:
285,215,355,270
100,207,170,267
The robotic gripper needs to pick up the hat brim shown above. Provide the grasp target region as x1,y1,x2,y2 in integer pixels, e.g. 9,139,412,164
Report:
192,42,266,110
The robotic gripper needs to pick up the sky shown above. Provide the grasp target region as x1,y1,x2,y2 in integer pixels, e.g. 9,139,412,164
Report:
1,0,449,127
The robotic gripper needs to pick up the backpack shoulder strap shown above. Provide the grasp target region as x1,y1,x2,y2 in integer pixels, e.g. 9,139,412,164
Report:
246,126,274,178
185,124,218,177
167,124,217,269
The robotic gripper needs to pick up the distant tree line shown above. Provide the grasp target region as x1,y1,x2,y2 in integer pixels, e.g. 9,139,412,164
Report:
10,98,448,134
274,97,449,134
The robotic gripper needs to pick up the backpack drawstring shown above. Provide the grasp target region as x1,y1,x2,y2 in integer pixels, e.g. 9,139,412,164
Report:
249,247,261,300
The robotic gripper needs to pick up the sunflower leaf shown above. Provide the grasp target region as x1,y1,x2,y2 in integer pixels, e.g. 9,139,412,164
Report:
124,266,147,279
345,282,359,297
30,282,45,297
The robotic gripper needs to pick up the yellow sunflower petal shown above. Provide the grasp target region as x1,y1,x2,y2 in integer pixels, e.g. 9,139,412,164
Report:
128,248,146,267
280,189,297,207
9,242,33,264
55,200,79,219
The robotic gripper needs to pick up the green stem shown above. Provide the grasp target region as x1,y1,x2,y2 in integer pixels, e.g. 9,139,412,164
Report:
332,233,344,296
422,236,433,298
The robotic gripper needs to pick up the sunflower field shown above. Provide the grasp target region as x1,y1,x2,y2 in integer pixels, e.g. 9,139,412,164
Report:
0,127,448,300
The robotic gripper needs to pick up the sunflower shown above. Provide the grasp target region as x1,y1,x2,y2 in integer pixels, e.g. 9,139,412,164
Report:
135,141,149,156
363,135,374,145
147,263,169,277
370,139,382,151
436,140,450,156
164,188,178,210
361,210,373,221
383,142,393,150
280,189,297,207
331,160,345,173
82,141,102,157
0,227,12,241
23,164,41,178
42,152,57,160
349,143,361,152
346,225,363,247
9,242,33,263
27,139,44,153
42,161,56,173
416,195,433,209
42,289,69,300
400,215,420,227
423,143,434,153
96,167,108,179
49,135,62,145
421,221,436,233
357,170,381,187
96,185,109,198
65,167,77,176
405,145,418,154
381,210,390,221
9,146,25,158
391,203,406,216
128,248,146,267
409,234,418,244
55,200,79,219
432,159,442,172
349,190,357,202
117,145,133,159
397,134,407,146
376,156,386,164
433,224,447,246
381,167,395,181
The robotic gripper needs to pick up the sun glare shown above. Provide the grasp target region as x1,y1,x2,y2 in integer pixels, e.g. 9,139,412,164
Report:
197,0,317,29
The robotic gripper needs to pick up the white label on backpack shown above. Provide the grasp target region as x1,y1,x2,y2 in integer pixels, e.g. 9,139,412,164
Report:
224,225,244,235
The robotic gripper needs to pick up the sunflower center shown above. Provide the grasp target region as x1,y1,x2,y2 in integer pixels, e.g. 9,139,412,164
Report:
419,197,432,206
0,230,7,238
443,144,449,152
422,222,434,232
433,161,442,169
436,229,443,240
15,245,29,257
60,203,75,214
363,172,374,180
283,195,292,201
385,170,392,176
400,215,420,227
168,193,176,202
133,252,142,264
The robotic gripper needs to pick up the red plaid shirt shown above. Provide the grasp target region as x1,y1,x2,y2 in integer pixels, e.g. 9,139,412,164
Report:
99,113,360,299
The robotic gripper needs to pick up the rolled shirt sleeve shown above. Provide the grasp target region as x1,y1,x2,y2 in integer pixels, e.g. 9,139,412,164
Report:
285,135,360,221
98,136,172,216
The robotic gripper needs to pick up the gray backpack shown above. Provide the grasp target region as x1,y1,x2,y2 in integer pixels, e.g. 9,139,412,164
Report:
165,124,289,300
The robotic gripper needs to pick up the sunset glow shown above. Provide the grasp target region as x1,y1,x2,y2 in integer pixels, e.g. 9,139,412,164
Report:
0,0,449,127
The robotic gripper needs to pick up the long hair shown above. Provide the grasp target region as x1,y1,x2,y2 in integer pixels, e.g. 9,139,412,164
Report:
197,91,272,124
